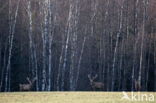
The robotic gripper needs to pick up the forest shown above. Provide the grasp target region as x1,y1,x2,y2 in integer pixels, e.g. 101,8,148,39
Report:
0,0,156,92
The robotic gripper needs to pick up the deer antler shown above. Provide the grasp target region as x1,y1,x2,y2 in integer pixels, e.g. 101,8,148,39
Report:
92,74,98,80
32,77,37,83
88,74,92,81
26,77,32,84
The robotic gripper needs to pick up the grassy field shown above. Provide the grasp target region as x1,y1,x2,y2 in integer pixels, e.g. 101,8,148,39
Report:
0,92,155,103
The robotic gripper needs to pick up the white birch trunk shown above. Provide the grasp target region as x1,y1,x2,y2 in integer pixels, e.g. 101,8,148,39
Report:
61,1,73,90
5,0,20,92
75,36,86,89
132,0,139,91
138,0,148,90
111,3,123,91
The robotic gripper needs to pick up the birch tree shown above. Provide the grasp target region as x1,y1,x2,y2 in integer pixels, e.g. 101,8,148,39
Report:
4,0,20,92
111,0,124,91
26,0,39,91
138,0,148,91
131,0,139,91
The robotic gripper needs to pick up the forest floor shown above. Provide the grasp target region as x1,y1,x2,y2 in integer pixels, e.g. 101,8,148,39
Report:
0,92,155,103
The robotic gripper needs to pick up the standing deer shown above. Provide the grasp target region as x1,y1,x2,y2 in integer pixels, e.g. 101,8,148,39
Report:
88,74,104,91
134,79,141,91
19,77,36,91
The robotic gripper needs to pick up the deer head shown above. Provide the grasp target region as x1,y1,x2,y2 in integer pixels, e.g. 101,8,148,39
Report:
19,77,37,91
134,79,141,91
88,74,104,90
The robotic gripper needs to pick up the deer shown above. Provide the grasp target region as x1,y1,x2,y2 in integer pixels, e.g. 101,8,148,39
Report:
134,79,141,91
88,74,104,91
19,77,37,91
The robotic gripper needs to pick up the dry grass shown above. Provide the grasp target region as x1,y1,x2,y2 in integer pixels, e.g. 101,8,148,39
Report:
0,92,155,103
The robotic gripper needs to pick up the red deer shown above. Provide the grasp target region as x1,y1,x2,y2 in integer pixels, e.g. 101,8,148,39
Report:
134,79,141,91
88,74,104,91
19,77,36,91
